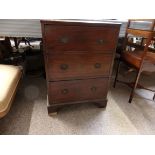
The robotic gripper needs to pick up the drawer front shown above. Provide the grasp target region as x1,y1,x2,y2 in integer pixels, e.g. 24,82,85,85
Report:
46,53,113,81
48,78,108,104
44,25,119,52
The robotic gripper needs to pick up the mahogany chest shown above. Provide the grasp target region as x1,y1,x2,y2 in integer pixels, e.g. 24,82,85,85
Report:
41,20,120,115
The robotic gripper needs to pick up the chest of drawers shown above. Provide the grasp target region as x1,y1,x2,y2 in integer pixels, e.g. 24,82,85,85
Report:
41,20,120,115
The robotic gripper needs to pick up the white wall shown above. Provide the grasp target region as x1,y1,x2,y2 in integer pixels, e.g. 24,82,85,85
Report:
0,19,41,38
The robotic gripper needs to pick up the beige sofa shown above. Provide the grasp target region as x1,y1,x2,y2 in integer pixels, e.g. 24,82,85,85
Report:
0,64,22,118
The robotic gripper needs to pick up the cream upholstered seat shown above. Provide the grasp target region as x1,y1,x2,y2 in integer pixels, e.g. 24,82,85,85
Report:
0,64,22,118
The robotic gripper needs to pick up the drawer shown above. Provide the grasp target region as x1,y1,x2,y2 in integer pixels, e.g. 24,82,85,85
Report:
44,25,119,52
46,53,113,81
48,78,108,105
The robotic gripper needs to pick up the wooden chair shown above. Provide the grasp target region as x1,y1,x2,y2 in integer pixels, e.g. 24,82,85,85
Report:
113,19,155,103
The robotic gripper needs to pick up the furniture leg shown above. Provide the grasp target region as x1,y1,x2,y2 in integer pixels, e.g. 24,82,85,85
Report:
47,105,60,116
13,37,18,49
113,58,121,88
94,100,107,108
25,38,31,46
128,70,141,103
48,112,58,116
153,93,155,101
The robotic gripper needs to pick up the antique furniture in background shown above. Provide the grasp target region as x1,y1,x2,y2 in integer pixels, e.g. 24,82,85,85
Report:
113,19,155,103
0,37,25,65
41,20,120,115
0,64,22,118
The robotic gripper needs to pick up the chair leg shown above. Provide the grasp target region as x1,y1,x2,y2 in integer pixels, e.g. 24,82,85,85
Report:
153,93,155,101
128,70,141,103
113,58,121,88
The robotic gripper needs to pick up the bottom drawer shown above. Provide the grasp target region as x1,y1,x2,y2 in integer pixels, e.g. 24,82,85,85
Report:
48,78,109,105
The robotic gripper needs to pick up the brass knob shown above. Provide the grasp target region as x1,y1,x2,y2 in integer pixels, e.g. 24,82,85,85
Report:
61,89,69,94
60,36,69,43
91,86,97,92
97,39,105,45
60,64,68,70
94,63,101,68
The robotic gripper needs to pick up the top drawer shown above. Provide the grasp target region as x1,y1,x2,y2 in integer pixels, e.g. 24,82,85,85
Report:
43,25,119,52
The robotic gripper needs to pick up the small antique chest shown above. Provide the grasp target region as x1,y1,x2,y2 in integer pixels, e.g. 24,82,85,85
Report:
41,20,120,115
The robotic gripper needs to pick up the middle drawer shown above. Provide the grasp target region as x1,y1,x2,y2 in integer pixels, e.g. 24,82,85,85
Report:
46,53,113,81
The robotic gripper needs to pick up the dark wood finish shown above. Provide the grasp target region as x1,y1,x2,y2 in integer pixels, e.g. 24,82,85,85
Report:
48,78,109,104
153,94,155,100
44,25,119,51
47,53,112,81
13,37,18,49
41,20,121,114
47,99,107,114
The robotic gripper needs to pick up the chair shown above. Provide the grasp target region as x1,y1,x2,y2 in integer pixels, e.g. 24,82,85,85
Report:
0,38,23,118
113,19,155,103
0,64,22,118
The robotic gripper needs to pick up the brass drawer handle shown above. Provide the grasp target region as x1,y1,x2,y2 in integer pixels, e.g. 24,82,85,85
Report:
61,89,69,95
60,36,69,44
94,63,101,68
60,64,68,70
97,39,106,45
91,86,97,92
